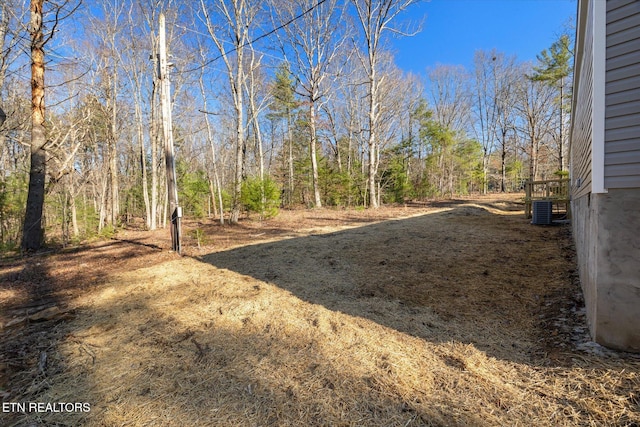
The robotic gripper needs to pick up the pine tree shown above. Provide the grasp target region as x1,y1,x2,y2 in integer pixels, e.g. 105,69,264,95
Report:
531,34,573,172
268,63,299,207
532,34,572,83
22,0,46,251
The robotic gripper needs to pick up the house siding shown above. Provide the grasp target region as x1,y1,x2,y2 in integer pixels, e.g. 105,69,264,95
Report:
605,0,640,189
570,0,640,353
571,0,595,199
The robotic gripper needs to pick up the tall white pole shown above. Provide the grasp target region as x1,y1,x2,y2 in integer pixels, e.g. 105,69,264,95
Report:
159,13,181,253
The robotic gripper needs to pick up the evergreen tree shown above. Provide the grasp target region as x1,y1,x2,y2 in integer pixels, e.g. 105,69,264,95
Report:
531,34,573,171
532,34,572,83
268,62,299,207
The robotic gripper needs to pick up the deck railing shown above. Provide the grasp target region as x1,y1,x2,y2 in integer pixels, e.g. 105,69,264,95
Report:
524,178,570,219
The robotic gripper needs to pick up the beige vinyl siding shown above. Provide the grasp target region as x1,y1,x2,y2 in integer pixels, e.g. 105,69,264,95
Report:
571,0,595,199
605,0,640,189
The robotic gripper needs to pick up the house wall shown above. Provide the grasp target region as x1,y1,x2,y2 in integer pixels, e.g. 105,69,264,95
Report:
571,0,594,199
573,190,640,352
594,190,640,351
571,0,640,352
605,0,640,188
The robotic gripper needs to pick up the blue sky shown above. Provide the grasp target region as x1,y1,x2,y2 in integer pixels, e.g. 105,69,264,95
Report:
391,0,577,74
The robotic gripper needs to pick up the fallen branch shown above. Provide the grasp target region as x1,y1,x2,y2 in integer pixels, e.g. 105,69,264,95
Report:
2,306,71,329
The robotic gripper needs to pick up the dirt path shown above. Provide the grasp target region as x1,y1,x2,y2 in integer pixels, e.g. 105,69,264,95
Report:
1,195,639,426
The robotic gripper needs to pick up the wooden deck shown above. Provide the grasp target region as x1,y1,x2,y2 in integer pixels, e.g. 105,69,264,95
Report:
524,178,570,219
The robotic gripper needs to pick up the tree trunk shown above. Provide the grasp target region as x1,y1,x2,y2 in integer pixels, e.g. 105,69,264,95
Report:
132,80,151,229
347,109,354,206
69,174,79,237
230,71,244,224
211,141,225,226
150,79,159,230
161,175,167,228
482,150,489,194
200,78,225,226
22,0,46,251
246,49,264,182
500,128,507,193
98,167,108,231
288,111,294,206
530,138,538,182
309,101,322,208
207,178,217,218
199,0,254,223
558,79,564,171
501,145,506,192
140,140,150,227
109,68,119,226
0,4,9,90
245,53,266,214
368,64,379,208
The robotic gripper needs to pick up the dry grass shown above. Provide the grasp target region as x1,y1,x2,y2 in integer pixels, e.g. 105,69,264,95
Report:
1,195,639,426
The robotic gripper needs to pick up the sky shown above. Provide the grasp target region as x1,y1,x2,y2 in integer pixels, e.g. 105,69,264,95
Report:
391,0,577,75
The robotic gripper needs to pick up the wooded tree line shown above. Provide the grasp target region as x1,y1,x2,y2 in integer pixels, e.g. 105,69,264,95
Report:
0,0,572,251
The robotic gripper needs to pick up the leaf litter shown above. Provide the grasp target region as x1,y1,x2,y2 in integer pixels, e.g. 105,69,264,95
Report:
1,194,638,426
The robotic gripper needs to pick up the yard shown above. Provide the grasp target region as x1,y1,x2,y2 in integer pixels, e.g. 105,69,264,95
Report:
1,194,638,426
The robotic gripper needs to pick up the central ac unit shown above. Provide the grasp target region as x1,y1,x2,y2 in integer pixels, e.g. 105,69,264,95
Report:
532,200,553,225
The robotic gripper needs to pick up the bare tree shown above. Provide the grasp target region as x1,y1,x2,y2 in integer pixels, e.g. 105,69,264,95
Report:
121,3,152,229
199,0,261,224
427,64,471,133
350,0,419,208
272,0,348,208
0,0,26,200
85,0,128,229
336,51,369,204
198,46,224,224
493,58,518,192
396,71,423,190
471,50,501,194
243,44,270,183
0,4,8,91
515,67,556,182
1,1,26,91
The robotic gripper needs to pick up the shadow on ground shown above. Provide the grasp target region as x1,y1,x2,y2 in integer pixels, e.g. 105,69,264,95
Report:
202,200,576,365
3,200,639,426
0,239,168,426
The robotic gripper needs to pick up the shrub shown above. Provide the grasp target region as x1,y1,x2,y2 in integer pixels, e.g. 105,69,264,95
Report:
191,228,208,248
241,177,281,219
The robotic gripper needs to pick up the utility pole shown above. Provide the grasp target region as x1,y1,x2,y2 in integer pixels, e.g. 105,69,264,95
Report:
158,13,181,254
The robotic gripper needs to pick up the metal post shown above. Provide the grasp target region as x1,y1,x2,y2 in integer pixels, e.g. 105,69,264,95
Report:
158,13,181,254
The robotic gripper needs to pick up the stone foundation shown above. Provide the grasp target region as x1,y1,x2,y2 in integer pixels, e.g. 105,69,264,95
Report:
572,188,640,352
